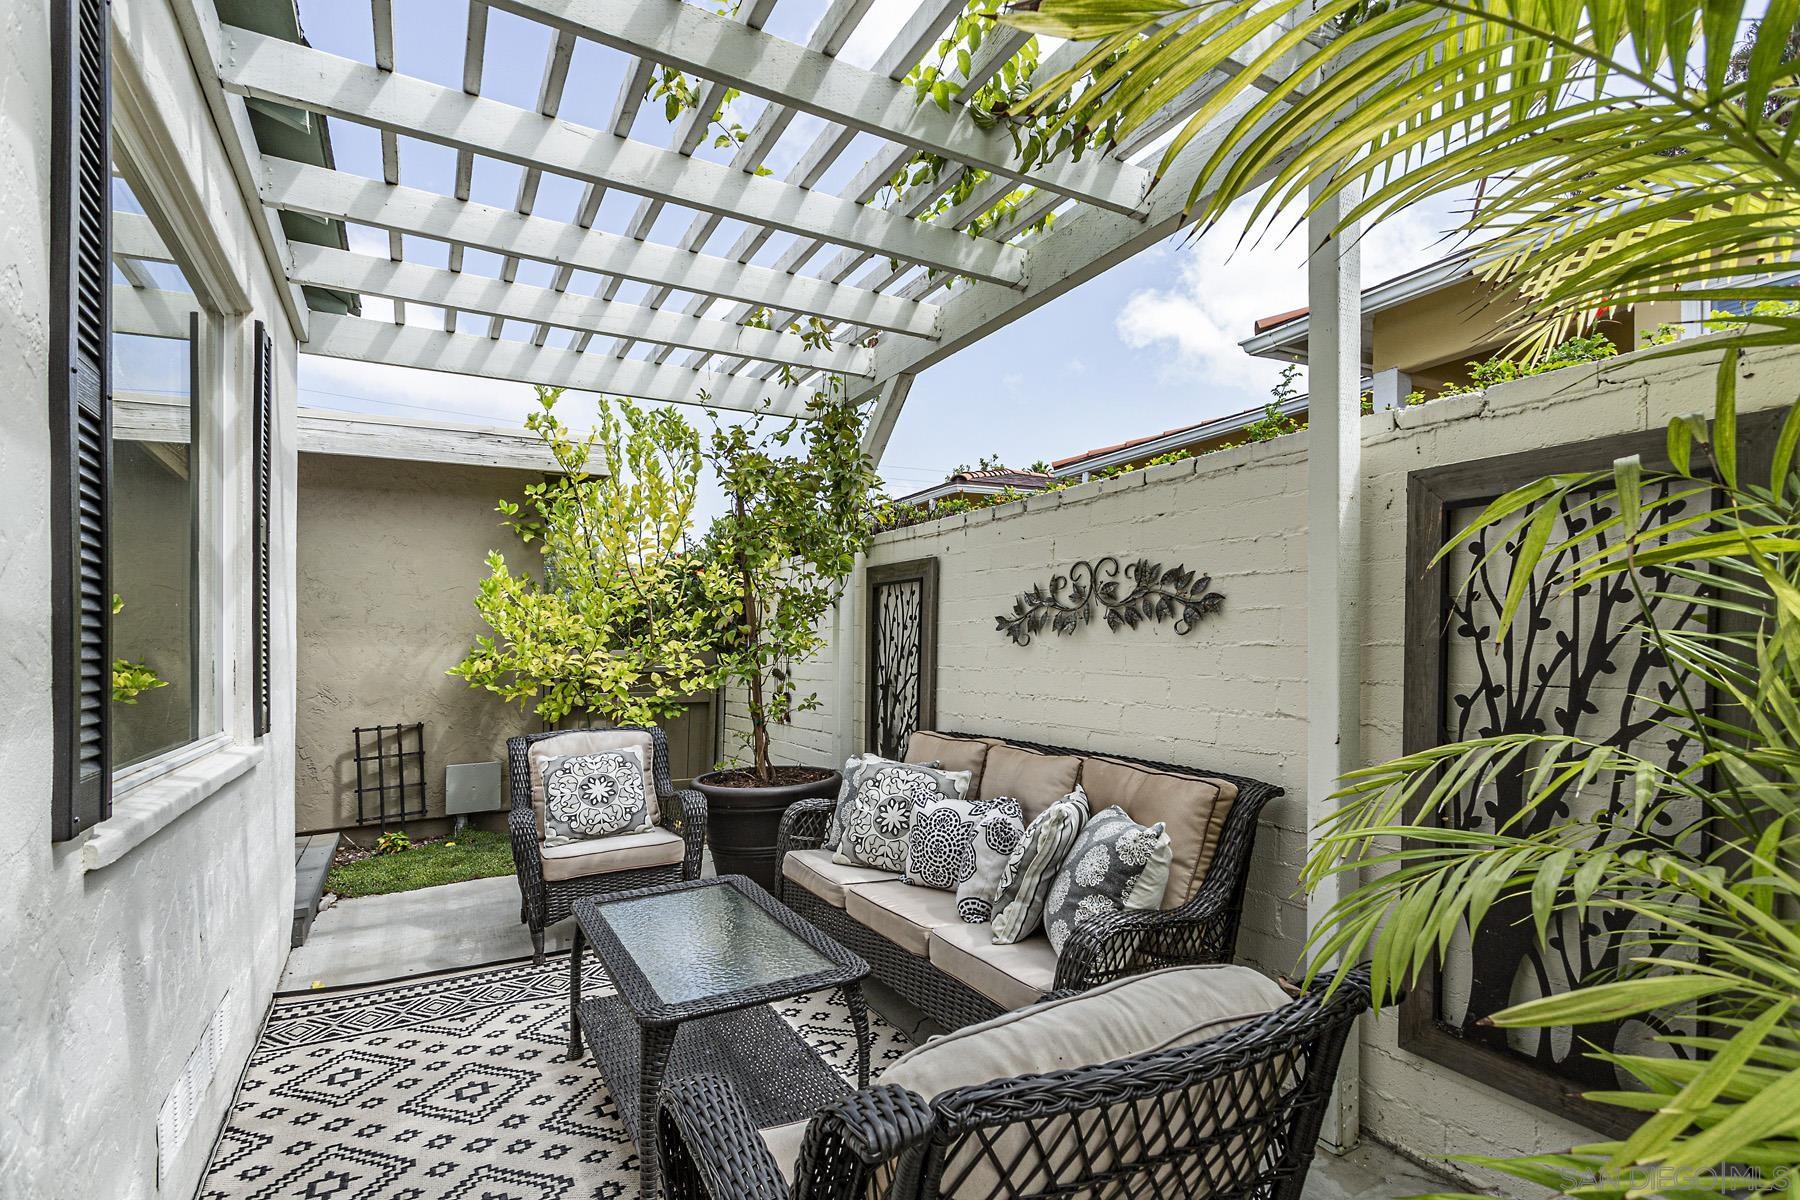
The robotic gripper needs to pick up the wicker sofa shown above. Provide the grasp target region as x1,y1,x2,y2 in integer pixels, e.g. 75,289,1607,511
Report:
507,726,708,962
774,731,1280,1031
658,964,1371,1200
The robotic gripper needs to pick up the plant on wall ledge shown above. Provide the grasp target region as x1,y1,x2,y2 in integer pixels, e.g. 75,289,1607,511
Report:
452,387,716,729
699,377,885,783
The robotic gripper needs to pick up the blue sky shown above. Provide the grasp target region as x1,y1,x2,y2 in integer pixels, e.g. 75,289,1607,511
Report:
291,0,1463,504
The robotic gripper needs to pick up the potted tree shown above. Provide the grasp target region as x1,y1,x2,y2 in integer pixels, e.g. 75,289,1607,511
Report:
452,387,717,730
691,379,884,888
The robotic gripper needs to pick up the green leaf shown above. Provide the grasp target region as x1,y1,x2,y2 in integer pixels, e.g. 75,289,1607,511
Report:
1490,975,1737,1028
1714,348,1739,488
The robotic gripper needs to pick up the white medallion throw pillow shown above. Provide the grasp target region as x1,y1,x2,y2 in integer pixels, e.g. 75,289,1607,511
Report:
832,760,971,872
541,746,652,844
955,800,1027,923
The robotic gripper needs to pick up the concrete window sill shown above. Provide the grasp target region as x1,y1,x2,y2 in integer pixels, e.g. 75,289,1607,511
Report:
83,743,267,871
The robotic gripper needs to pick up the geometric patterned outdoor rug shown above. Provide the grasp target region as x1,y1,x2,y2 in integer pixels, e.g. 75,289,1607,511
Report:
199,955,911,1199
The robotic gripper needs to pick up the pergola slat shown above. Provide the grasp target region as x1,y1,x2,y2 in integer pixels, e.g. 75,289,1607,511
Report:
262,161,942,337
306,313,820,416
482,0,1151,215
113,287,195,340
114,212,175,263
286,245,874,376
217,29,1028,285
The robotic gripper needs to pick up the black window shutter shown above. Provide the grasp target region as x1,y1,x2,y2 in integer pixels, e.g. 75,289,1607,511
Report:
253,321,272,738
49,0,112,841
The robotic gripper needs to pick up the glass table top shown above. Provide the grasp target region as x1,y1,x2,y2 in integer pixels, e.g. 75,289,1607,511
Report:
590,881,840,1007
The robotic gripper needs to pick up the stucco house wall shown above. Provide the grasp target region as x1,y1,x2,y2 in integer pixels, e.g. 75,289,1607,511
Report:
0,1,301,1196
735,338,1799,1189
294,452,542,835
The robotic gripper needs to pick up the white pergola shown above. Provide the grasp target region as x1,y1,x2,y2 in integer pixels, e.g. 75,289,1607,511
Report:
144,0,1338,442
154,0,1366,1148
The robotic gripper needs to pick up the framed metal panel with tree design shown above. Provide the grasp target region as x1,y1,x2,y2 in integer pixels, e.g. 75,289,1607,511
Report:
1401,428,1724,1135
866,558,938,760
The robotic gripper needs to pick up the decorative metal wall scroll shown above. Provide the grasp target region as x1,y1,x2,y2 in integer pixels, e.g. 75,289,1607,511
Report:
1400,426,1738,1135
995,557,1223,646
867,558,938,760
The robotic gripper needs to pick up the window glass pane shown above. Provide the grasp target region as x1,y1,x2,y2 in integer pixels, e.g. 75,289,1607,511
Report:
110,171,203,769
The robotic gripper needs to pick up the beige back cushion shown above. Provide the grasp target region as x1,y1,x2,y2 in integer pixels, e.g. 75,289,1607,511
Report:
1080,757,1238,909
905,732,993,794
976,744,1082,821
527,730,660,836
882,964,1291,1198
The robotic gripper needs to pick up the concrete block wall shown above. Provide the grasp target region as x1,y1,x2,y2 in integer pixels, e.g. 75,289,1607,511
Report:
730,337,1800,1185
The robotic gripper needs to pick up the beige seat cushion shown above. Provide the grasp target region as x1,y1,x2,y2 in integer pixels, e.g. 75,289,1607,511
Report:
977,744,1083,821
905,732,995,795
782,848,902,908
926,922,1058,1012
1081,757,1239,908
761,1119,809,1184
527,730,661,834
843,880,964,955
882,964,1291,1198
538,826,685,881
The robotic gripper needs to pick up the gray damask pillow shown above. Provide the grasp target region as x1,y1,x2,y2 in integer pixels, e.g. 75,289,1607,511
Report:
832,759,971,872
991,787,1091,944
541,747,652,844
904,794,1022,895
955,801,1026,923
1042,804,1173,954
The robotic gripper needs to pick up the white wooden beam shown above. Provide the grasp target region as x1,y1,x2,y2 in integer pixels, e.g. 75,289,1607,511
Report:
114,211,175,263
260,161,942,338
112,287,196,340
1304,176,1362,1157
285,246,875,376
303,314,820,417
484,0,1150,215
163,0,309,335
860,372,913,464
215,29,1027,286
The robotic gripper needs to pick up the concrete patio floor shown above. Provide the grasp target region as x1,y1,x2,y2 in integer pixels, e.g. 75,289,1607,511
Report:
281,875,1474,1200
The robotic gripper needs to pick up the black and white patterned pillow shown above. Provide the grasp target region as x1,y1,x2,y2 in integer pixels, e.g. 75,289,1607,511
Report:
991,787,1090,944
831,760,970,872
1041,804,1172,954
955,801,1026,922
541,747,652,844
903,795,1022,896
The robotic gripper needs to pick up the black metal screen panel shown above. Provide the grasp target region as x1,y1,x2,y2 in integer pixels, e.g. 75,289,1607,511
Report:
866,559,937,761
1403,431,1716,1133
353,722,427,828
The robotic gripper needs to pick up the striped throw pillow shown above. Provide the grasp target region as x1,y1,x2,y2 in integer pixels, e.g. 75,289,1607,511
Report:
990,786,1091,944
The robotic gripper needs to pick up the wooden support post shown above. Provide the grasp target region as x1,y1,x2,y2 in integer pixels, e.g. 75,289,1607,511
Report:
1305,177,1363,1155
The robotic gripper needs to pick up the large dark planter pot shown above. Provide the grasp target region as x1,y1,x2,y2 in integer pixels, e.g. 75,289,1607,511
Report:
694,768,841,892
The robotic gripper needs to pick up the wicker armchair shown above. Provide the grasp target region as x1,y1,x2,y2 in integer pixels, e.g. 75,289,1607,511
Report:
507,727,707,962
774,733,1280,1030
658,967,1373,1200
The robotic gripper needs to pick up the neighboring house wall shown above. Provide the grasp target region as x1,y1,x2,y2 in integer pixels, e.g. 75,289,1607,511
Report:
0,3,300,1197
294,453,541,834
734,339,1800,1192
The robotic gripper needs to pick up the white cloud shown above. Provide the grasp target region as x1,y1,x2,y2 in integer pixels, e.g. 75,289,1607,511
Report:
1115,188,1474,393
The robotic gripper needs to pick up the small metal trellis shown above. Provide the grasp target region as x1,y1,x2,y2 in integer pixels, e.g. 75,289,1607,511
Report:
352,722,427,829
996,557,1224,646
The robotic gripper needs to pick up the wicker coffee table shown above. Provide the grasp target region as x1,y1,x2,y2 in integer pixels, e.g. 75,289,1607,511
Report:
567,875,872,1199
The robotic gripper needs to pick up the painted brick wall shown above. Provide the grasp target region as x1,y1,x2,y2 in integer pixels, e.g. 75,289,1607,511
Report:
730,338,1800,1187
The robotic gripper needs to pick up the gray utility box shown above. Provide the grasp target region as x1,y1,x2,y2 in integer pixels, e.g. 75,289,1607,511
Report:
445,761,504,815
